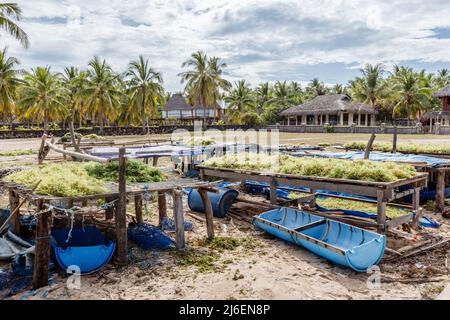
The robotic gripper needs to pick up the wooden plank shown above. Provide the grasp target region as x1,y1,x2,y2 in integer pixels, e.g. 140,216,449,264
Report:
134,194,143,224
115,147,128,266
436,169,446,213
173,189,186,249
199,188,215,239
32,200,51,289
157,191,167,224
385,213,414,229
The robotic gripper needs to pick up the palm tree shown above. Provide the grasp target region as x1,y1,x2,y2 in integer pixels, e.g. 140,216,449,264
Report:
435,68,450,89
224,80,255,124
391,72,431,120
126,55,163,133
255,82,271,114
306,78,328,97
0,3,29,48
0,47,23,123
62,66,89,150
83,57,122,132
332,84,347,95
271,81,296,108
289,81,304,105
179,51,230,124
350,64,388,108
18,66,64,132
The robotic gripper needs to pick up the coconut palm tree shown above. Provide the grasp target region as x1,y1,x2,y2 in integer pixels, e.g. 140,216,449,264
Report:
255,82,271,114
18,66,65,132
391,72,432,120
351,64,388,108
224,80,255,124
0,47,23,123
271,81,296,108
0,2,29,48
126,55,163,133
306,78,328,98
83,57,123,132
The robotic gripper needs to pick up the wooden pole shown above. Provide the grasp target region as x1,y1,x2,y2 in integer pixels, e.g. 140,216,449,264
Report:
45,141,109,163
115,147,128,266
436,169,446,213
392,125,398,153
157,191,167,224
134,194,144,224
8,190,21,234
199,188,215,239
270,179,277,205
173,189,186,249
105,196,115,220
364,133,376,160
377,190,386,234
38,134,48,164
32,200,51,289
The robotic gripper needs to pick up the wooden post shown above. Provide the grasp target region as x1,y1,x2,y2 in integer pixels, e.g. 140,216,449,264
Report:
364,133,376,160
152,156,158,167
38,134,48,164
134,194,144,224
115,147,128,266
309,189,316,208
105,196,115,220
270,179,277,205
377,190,386,234
32,200,51,289
412,186,421,211
173,189,186,249
8,190,21,234
157,191,167,223
436,169,446,213
199,188,215,239
392,125,398,153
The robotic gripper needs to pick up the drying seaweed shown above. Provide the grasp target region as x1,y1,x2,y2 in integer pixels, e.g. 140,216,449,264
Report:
345,142,450,155
85,159,166,183
203,153,417,183
3,163,108,197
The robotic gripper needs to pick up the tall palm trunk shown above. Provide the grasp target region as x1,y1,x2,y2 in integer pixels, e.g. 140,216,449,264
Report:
43,109,48,133
141,87,146,134
69,99,81,152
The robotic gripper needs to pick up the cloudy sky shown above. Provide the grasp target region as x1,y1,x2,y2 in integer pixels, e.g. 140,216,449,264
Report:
3,0,450,91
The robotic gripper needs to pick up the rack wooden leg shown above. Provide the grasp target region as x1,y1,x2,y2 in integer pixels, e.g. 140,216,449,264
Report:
115,148,128,266
173,189,185,249
8,190,21,234
158,191,167,224
377,191,386,234
105,196,115,220
436,170,445,213
32,200,51,289
199,188,215,239
270,180,277,205
135,194,143,224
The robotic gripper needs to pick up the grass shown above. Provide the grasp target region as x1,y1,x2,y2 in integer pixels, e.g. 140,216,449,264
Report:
0,149,36,157
4,163,108,197
345,142,450,155
203,153,418,183
84,160,166,183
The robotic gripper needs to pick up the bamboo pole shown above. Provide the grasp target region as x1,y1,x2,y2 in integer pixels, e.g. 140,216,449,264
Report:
45,140,109,163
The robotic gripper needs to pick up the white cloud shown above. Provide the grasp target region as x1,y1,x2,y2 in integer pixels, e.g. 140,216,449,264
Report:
1,0,450,91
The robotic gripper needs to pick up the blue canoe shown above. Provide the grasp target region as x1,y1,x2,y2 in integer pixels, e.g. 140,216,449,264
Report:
253,208,386,272
52,226,116,274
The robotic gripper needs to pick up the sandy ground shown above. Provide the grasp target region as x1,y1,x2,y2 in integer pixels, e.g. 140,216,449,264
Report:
1,133,450,300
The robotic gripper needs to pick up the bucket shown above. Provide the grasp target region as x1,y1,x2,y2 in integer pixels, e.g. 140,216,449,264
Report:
188,187,239,218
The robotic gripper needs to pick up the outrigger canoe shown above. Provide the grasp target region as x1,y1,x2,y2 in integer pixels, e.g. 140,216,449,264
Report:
253,207,386,272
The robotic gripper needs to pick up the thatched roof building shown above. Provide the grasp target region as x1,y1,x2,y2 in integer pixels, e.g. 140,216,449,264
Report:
280,94,377,126
162,93,221,120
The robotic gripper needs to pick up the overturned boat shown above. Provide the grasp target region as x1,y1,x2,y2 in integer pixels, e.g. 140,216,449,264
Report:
253,208,386,272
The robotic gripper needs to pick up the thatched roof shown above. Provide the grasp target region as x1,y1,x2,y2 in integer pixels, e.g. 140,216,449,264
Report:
280,94,377,117
433,85,450,98
163,93,192,111
422,111,450,120
163,94,222,111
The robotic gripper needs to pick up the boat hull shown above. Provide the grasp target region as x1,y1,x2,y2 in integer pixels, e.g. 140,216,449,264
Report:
253,208,386,272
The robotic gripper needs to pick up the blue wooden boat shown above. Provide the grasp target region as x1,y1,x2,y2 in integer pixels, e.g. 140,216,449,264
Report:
253,207,386,272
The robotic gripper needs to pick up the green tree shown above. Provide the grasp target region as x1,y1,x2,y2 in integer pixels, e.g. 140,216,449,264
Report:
0,47,23,123
83,57,123,132
351,64,388,108
224,80,255,124
18,66,65,132
0,2,29,48
126,55,163,133
255,82,272,114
